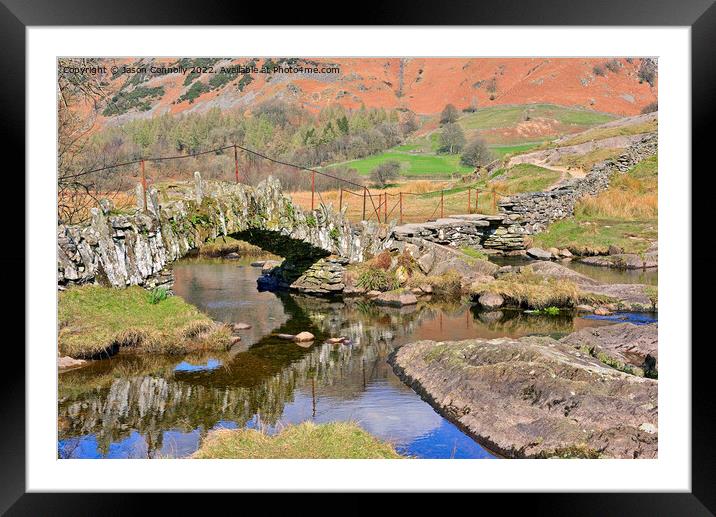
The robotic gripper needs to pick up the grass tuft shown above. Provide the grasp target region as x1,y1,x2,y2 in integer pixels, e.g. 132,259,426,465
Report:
408,270,464,298
192,421,404,459
58,285,232,359
471,267,582,309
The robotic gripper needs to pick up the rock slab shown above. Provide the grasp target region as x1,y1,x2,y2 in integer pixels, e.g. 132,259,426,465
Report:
389,335,657,458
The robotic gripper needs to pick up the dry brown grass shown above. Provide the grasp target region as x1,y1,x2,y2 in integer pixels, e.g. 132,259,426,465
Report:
471,267,582,309
575,156,658,220
576,187,657,219
408,270,464,298
288,179,500,224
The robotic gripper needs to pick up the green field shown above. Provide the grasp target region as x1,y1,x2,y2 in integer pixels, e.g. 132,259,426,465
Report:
490,142,545,157
327,150,473,176
325,104,619,178
459,104,616,131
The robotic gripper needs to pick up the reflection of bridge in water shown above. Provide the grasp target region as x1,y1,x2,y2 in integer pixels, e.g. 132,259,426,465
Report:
58,290,430,458
58,283,598,459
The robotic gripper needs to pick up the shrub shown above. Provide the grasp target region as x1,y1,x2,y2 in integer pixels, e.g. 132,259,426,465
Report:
356,268,396,291
641,101,658,114
440,104,460,124
604,59,621,73
485,77,497,94
638,58,657,86
438,123,466,154
395,249,418,274
593,65,605,77
148,286,169,304
370,160,401,188
372,250,393,270
460,137,494,167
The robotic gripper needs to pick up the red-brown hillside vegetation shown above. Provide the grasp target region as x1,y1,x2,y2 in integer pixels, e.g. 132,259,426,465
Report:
92,57,657,126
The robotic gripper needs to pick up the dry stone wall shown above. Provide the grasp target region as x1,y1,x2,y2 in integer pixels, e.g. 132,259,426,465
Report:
498,133,657,233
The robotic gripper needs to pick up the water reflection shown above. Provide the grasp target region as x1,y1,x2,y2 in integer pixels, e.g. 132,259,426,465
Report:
58,259,647,459
490,255,658,286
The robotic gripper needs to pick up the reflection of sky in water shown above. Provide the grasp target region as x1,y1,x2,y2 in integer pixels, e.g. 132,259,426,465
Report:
174,358,222,372
582,312,657,325
59,421,243,459
240,379,494,459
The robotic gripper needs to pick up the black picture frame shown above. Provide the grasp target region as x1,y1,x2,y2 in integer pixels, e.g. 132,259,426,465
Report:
2,1,712,513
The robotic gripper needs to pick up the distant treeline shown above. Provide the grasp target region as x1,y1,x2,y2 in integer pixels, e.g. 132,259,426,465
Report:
85,101,420,192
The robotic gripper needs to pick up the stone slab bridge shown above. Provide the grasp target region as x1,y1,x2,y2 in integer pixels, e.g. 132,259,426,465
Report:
58,133,656,293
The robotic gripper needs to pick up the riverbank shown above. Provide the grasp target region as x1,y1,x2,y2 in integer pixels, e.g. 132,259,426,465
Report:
58,285,232,359
389,323,658,459
192,422,403,459
337,247,656,313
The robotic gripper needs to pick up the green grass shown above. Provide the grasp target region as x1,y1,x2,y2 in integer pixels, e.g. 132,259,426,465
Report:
192,421,404,459
58,285,231,358
490,164,562,193
327,151,473,177
557,147,625,171
460,246,488,261
459,104,615,131
557,119,658,146
532,217,657,255
627,154,658,180
490,142,545,158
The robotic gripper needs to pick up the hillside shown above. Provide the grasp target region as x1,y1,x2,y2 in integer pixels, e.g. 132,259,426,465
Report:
93,57,657,127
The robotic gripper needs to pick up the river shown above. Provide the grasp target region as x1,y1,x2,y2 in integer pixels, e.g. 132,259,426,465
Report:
58,256,656,459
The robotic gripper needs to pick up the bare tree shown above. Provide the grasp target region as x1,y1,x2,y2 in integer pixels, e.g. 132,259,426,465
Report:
439,123,466,154
370,160,401,188
460,137,494,167
57,58,132,224
440,104,459,125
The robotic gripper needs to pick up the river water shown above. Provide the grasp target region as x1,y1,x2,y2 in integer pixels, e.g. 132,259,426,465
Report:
58,257,656,459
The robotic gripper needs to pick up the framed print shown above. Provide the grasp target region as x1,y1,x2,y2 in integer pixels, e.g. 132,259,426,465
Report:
3,0,714,513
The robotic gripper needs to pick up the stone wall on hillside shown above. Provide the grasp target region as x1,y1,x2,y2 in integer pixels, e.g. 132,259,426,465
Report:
497,133,657,234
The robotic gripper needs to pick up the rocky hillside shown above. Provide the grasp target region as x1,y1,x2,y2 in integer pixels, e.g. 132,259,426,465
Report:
94,57,657,126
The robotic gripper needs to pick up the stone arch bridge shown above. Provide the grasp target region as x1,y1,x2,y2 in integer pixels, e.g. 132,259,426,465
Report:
59,173,387,290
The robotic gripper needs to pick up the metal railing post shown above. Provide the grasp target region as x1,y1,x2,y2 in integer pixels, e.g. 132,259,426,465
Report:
339,187,343,212
362,187,367,221
383,193,387,222
311,170,315,211
467,187,471,214
141,159,147,212
234,145,239,184
399,192,403,224
441,190,444,219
